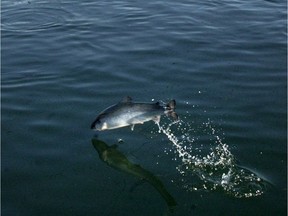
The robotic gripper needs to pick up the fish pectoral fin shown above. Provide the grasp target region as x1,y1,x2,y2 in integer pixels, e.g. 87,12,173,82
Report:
131,124,135,131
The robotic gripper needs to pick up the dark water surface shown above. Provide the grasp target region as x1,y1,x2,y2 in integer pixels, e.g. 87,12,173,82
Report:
2,0,287,215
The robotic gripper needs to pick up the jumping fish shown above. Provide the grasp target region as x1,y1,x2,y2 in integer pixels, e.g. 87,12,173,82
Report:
90,96,178,131
92,138,177,208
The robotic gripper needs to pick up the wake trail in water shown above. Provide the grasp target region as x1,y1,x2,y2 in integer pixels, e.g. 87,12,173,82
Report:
155,118,269,198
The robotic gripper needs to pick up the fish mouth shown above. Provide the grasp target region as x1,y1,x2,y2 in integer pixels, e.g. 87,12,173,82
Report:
90,119,105,131
90,119,98,130
90,122,95,129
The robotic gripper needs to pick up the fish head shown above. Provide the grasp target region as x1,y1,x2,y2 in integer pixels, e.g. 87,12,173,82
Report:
91,114,109,131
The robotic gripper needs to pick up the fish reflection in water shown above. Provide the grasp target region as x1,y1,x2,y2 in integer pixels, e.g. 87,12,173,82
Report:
91,139,177,209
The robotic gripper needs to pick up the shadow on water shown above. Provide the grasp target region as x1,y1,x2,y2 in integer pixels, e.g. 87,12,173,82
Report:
91,138,177,214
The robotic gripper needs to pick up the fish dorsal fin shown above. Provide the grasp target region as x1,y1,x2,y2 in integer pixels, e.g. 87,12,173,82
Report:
121,96,132,103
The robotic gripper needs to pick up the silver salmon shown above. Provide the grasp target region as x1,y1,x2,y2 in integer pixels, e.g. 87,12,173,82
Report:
90,96,178,131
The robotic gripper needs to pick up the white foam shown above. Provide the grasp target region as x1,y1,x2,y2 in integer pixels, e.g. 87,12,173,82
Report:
155,118,268,198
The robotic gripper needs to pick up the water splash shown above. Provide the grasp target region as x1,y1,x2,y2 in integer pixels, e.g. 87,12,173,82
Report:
155,118,269,198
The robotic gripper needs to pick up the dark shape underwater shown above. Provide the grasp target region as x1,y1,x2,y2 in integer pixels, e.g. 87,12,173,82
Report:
91,138,177,208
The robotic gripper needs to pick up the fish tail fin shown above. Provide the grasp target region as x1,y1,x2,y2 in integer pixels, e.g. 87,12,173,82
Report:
165,100,179,121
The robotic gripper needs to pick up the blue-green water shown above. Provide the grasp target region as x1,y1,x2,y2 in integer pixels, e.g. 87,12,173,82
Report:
2,0,287,215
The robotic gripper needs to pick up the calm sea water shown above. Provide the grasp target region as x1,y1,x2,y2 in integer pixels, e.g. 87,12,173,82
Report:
2,0,287,215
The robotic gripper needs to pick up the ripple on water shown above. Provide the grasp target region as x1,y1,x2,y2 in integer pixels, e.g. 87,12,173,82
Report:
2,2,73,32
